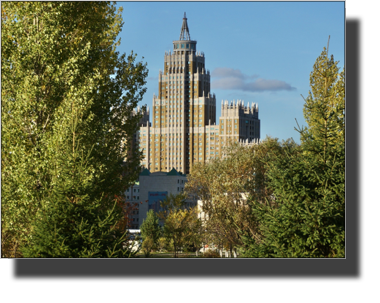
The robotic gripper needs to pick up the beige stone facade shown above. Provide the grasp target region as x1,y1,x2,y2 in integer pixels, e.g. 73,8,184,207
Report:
138,14,260,174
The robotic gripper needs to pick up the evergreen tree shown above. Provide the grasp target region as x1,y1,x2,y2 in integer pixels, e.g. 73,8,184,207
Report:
21,115,137,258
2,2,147,257
240,44,345,258
140,209,161,257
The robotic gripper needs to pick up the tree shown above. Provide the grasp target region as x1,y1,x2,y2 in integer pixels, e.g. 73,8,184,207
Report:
2,2,148,257
141,237,155,258
140,209,161,257
186,143,267,256
20,138,137,258
158,193,201,258
240,44,345,258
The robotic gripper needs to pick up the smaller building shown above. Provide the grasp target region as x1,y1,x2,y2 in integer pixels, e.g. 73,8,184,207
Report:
125,182,141,229
138,168,195,227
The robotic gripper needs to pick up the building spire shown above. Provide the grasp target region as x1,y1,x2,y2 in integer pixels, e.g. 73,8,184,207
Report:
179,12,191,40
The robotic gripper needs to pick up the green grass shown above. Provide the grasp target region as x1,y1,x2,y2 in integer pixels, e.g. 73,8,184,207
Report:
135,251,203,258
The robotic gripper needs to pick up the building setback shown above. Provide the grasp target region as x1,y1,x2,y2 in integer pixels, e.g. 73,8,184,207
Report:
138,13,260,175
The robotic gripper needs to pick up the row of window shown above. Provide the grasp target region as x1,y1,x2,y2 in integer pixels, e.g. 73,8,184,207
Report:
173,43,195,49
221,119,239,123
126,188,139,193
220,131,238,134
126,195,140,200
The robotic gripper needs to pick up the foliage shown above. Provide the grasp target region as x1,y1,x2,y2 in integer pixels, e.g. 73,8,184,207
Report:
140,209,161,243
1,2,148,257
186,143,267,253
20,123,138,258
156,237,172,252
141,237,155,258
158,193,202,258
121,201,140,230
139,209,161,257
240,45,345,258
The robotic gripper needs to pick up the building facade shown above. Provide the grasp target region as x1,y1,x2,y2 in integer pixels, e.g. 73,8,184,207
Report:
125,182,141,229
138,168,194,227
138,13,260,174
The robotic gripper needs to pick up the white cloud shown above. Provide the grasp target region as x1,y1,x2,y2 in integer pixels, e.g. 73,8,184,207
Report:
211,67,296,92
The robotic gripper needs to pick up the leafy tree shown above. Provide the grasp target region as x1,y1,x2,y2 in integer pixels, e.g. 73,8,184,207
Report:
2,2,148,257
156,237,169,253
240,44,345,258
141,237,155,258
186,143,267,256
140,209,161,257
158,193,201,258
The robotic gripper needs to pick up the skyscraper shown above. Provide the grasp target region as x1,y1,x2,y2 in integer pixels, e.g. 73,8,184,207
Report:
139,13,260,174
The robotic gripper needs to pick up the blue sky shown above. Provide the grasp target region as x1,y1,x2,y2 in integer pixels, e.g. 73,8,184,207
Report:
116,1,345,143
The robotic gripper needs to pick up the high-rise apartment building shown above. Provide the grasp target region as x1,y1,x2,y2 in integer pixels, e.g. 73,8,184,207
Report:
138,13,260,174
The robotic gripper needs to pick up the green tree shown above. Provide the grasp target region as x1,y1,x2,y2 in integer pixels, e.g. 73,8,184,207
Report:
240,44,345,258
141,237,155,258
158,193,201,258
140,209,161,257
186,143,267,256
2,2,148,257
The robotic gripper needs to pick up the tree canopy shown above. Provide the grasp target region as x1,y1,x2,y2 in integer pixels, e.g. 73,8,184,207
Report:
2,2,148,257
240,45,345,258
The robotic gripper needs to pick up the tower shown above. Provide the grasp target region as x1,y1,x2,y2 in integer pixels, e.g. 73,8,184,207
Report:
138,13,260,174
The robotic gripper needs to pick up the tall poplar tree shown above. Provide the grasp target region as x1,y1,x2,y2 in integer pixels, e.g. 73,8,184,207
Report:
2,2,148,257
240,44,345,258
